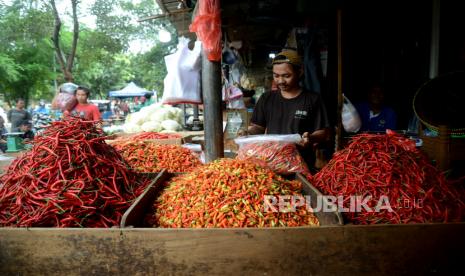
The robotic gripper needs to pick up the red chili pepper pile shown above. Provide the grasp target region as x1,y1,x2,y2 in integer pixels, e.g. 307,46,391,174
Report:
236,142,311,176
0,117,151,227
152,159,319,228
313,131,465,224
115,132,182,141
112,141,202,173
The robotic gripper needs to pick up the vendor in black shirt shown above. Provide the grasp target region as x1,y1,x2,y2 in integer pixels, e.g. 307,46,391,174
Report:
19,120,34,142
245,49,330,167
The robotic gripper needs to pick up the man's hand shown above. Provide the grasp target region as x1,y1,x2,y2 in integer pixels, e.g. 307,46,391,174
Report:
247,124,266,135
298,132,311,148
237,128,248,137
298,129,330,148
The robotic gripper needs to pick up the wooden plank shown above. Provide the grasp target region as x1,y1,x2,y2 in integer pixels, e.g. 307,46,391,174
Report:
1,224,464,275
297,173,344,225
137,9,192,22
336,9,343,151
120,171,170,228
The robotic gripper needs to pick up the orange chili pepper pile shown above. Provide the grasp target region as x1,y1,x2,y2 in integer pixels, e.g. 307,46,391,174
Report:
112,141,201,173
153,159,319,228
0,117,151,227
115,132,182,141
236,141,311,176
313,130,465,224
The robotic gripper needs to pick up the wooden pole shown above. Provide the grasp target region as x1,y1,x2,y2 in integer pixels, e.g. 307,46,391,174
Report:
201,50,224,162
438,125,450,171
336,9,343,151
429,0,440,79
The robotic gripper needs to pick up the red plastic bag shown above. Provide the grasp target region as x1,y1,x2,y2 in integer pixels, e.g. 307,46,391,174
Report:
189,0,221,61
51,93,77,112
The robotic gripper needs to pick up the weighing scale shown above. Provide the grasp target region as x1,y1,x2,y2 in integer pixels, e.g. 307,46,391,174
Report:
5,132,24,152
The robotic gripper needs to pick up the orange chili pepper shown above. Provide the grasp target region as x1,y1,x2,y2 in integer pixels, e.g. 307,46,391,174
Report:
153,159,319,228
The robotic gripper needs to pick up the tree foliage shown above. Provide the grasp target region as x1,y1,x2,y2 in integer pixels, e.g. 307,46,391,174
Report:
0,0,55,105
0,0,181,104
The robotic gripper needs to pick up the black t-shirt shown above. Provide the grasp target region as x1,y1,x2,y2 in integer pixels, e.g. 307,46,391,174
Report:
251,90,330,135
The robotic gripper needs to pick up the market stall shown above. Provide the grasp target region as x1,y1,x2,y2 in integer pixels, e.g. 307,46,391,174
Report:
2,0,465,275
1,118,464,274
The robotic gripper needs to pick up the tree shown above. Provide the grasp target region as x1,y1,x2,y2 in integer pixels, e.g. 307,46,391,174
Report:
83,0,177,97
50,0,78,82
0,0,180,103
0,54,22,84
0,0,56,105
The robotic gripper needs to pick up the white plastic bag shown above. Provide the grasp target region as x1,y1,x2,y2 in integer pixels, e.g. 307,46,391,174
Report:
222,81,245,109
234,134,311,175
162,37,202,104
342,94,361,133
235,134,302,145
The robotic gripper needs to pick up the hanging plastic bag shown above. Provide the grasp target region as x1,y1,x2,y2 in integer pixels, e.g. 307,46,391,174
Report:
51,83,78,112
51,93,77,112
234,134,311,175
162,38,202,105
342,94,361,133
222,33,237,65
222,81,245,109
189,0,221,61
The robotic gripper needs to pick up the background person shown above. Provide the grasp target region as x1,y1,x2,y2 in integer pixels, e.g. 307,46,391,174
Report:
101,104,113,120
0,116,7,153
34,99,49,115
19,120,34,142
71,86,101,121
356,84,397,132
7,98,32,132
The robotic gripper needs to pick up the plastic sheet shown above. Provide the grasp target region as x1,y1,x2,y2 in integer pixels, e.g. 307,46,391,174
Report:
235,134,311,175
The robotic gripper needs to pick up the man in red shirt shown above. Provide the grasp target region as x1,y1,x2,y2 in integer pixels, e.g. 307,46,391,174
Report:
72,86,101,121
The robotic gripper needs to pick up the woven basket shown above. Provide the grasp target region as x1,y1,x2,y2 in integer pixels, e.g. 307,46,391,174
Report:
413,71,465,137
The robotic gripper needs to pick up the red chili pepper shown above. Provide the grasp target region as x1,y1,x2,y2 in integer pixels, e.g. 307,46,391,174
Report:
236,141,311,176
313,131,465,224
115,132,182,142
112,141,202,173
0,117,152,227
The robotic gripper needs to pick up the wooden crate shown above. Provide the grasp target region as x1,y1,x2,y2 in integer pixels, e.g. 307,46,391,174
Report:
1,224,465,275
120,171,344,228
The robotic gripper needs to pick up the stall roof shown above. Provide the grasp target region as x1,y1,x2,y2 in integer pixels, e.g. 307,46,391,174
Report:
109,82,153,97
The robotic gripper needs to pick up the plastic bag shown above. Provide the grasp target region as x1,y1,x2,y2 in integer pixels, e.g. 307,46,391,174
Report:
189,0,221,61
222,33,237,65
342,95,361,133
59,82,78,94
51,93,77,112
234,134,311,175
227,96,245,109
162,38,202,105
222,80,245,109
